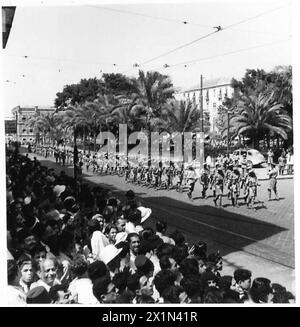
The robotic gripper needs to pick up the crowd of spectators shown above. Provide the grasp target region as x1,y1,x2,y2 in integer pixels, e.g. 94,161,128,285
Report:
6,148,295,305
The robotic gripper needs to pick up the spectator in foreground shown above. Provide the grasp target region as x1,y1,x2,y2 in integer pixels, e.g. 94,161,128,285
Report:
233,269,252,302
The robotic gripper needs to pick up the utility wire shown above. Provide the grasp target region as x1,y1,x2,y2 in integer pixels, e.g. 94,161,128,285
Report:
2,52,128,68
122,2,291,74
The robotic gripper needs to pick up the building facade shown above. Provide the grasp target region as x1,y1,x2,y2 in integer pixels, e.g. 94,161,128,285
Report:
11,105,56,144
179,77,233,132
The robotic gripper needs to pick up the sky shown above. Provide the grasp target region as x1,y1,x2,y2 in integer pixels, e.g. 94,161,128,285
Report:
0,0,294,118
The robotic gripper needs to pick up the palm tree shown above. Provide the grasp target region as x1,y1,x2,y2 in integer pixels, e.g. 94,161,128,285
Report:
86,95,117,151
133,70,175,117
229,92,292,149
25,113,43,145
162,99,201,133
53,110,73,149
73,105,94,153
110,100,137,131
130,70,175,166
161,99,201,162
28,113,62,146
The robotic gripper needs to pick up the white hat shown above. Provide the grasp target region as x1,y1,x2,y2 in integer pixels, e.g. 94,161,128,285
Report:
53,185,66,197
24,196,32,205
99,244,122,265
91,213,104,221
137,206,152,223
115,232,128,244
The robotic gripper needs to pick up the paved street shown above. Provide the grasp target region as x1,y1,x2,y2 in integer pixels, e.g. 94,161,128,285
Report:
25,150,295,294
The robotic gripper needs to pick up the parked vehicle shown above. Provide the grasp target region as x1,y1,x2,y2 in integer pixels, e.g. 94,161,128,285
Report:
230,148,266,167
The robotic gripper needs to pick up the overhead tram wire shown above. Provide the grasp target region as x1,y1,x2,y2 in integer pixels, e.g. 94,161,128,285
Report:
122,2,291,74
88,5,211,29
122,29,219,74
156,37,292,71
5,4,290,77
222,2,291,30
88,4,282,36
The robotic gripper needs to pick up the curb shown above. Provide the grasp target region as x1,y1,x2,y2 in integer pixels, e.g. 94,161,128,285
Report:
258,176,294,181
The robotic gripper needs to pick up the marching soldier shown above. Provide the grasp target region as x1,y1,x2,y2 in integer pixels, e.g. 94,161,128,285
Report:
186,166,197,200
200,164,210,199
213,169,225,208
267,163,279,201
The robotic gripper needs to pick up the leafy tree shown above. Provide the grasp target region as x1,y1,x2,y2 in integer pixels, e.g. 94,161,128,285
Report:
266,65,292,117
54,78,105,108
231,69,269,96
102,73,138,97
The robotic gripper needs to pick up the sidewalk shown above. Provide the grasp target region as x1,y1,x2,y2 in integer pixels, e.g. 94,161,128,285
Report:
254,167,294,181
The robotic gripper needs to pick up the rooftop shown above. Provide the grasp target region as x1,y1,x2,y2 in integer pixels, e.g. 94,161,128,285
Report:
11,106,56,113
183,77,232,93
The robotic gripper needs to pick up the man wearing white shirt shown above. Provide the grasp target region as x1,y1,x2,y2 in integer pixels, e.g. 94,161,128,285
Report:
155,220,175,245
127,233,141,272
115,217,128,244
31,258,61,292
88,219,109,261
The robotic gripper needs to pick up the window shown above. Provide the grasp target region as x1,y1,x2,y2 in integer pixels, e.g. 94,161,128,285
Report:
192,92,196,103
218,89,222,100
225,87,228,98
206,90,209,103
22,129,26,133
29,129,33,133
213,89,216,96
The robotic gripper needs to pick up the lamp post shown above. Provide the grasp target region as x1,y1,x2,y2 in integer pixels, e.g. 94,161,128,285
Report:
93,113,97,153
15,110,19,153
199,74,204,169
73,127,78,200
227,110,234,156
146,108,153,168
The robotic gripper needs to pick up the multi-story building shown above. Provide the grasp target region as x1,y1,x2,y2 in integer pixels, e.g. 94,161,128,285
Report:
11,105,56,144
179,77,233,132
